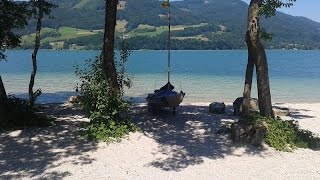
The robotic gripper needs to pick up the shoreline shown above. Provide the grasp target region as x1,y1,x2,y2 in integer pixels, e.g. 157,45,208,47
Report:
42,101,320,134
8,49,320,52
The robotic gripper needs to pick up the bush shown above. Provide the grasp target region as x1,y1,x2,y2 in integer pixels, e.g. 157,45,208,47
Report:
75,41,137,142
0,96,54,130
241,114,320,151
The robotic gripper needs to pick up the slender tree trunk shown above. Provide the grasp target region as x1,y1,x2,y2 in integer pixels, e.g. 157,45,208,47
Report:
255,42,274,117
0,75,8,115
247,0,274,118
101,0,120,95
242,31,255,114
29,6,42,106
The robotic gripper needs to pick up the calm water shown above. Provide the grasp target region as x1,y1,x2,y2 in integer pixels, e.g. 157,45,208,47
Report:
1,50,320,103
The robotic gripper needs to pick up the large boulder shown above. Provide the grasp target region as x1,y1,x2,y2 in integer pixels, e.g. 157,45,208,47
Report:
273,106,290,116
209,102,226,114
233,97,259,116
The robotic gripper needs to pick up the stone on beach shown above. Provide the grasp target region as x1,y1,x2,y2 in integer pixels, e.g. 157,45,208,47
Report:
233,97,259,116
273,106,290,116
209,102,226,114
68,96,79,104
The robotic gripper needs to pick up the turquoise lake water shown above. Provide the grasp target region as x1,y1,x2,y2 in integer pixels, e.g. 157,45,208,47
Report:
1,50,320,103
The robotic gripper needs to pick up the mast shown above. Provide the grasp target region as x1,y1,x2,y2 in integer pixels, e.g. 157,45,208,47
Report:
167,4,171,84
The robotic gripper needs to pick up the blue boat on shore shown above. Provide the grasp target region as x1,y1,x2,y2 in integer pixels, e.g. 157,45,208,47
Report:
146,82,185,114
146,1,185,114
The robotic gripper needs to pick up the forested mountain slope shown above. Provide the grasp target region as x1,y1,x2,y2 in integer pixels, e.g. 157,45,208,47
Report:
19,0,320,50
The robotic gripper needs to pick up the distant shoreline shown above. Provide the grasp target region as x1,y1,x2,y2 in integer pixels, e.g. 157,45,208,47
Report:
9,49,320,51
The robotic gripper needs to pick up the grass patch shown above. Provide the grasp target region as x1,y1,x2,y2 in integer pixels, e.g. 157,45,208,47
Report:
127,23,209,37
241,114,320,151
21,27,100,45
173,35,209,41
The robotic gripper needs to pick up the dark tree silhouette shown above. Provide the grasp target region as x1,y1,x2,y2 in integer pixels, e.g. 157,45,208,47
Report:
101,0,120,95
0,0,30,115
28,0,56,106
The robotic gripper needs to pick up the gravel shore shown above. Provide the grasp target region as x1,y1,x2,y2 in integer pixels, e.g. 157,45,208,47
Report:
1,103,320,179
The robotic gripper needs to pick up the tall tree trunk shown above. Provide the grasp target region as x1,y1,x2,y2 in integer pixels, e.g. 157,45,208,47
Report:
101,0,120,95
247,0,274,118
29,5,42,106
242,31,255,114
0,75,8,115
254,41,274,117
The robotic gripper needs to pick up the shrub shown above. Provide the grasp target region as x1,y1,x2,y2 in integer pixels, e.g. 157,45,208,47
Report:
0,95,54,130
75,40,137,142
240,114,320,151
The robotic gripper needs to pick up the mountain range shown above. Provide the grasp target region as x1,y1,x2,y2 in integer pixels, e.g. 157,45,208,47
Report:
19,0,320,50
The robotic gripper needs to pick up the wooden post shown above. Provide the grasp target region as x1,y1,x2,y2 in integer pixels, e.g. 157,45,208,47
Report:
167,7,171,85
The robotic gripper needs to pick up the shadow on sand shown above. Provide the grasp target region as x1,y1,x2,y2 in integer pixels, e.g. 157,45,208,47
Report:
1,101,319,176
131,104,269,172
0,104,97,179
273,103,316,120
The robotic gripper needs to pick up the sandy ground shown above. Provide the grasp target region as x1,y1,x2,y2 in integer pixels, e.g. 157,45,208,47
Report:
1,102,320,179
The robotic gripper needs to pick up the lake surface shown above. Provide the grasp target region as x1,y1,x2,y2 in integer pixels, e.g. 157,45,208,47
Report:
1,50,320,103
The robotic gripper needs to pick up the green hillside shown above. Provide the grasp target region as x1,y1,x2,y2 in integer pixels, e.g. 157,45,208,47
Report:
20,27,102,50
18,0,320,50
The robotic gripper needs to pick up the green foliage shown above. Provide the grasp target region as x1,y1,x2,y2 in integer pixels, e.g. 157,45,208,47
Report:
84,114,137,143
260,31,273,41
241,114,320,151
0,96,54,130
0,0,31,60
30,0,57,19
260,0,296,18
75,43,137,142
117,40,132,90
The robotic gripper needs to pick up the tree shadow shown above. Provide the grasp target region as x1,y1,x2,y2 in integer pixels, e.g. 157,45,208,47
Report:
273,104,316,120
288,108,316,120
0,104,97,179
131,104,270,172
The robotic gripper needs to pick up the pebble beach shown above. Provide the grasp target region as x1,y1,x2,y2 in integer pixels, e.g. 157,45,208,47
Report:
1,102,320,179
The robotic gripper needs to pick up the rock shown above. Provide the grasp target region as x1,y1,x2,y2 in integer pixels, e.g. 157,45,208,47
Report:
233,97,259,116
231,121,267,146
209,102,225,114
251,122,268,146
68,96,79,104
273,106,290,116
215,125,231,134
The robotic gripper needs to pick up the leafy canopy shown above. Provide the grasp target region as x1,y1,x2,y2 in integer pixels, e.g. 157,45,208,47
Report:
30,0,57,19
260,0,296,18
0,0,31,60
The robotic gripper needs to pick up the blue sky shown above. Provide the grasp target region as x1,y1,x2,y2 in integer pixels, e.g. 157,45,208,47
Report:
20,0,320,23
171,0,320,22
241,0,320,22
